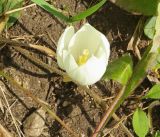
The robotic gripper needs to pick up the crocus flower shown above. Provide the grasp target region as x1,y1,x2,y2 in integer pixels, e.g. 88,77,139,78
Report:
57,23,110,85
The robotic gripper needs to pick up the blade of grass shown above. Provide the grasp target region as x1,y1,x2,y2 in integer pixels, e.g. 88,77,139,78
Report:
31,0,69,22
69,0,107,22
31,0,107,23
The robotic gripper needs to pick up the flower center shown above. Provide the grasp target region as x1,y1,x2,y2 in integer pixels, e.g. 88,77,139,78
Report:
77,49,90,65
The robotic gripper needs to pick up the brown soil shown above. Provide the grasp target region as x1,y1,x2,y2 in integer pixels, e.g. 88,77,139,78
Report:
0,0,152,137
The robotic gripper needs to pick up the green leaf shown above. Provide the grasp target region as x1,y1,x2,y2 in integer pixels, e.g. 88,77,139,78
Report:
103,54,133,85
31,0,107,23
152,54,160,70
150,2,160,53
6,0,23,28
111,0,159,15
31,0,69,22
158,54,160,61
143,84,160,99
0,0,5,14
144,16,156,39
155,131,160,137
0,0,9,14
155,63,160,69
132,108,149,137
154,60,160,70
5,0,21,11
123,52,157,99
0,0,23,32
69,0,107,22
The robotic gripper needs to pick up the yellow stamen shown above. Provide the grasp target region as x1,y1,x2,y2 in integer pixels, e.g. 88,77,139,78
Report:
77,49,90,65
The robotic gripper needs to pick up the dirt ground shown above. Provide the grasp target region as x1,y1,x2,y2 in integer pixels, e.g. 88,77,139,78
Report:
0,0,155,137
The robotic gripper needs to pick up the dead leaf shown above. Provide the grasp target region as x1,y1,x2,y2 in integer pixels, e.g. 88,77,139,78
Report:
0,15,9,34
63,74,72,82
28,44,56,57
0,98,4,113
0,124,13,137
127,17,145,59
0,81,6,113
23,108,46,137
147,69,160,84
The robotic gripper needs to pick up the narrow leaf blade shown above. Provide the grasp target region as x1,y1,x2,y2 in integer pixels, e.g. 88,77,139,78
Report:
31,0,69,22
69,0,107,22
123,45,158,98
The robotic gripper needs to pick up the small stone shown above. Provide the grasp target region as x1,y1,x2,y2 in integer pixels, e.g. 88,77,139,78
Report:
23,108,46,137
62,101,70,107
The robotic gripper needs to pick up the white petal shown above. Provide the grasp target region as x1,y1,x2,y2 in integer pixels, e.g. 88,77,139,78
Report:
57,26,75,69
57,54,64,69
98,33,110,60
63,50,78,72
57,26,75,52
67,23,110,61
95,46,105,58
66,55,107,85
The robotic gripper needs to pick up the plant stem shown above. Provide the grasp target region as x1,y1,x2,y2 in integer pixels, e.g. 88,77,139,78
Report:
79,86,134,137
92,86,126,137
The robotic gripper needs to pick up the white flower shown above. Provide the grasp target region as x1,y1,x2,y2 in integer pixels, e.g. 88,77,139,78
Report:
57,23,110,85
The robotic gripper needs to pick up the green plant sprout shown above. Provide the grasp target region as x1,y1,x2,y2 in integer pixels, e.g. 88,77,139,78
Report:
0,0,23,33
